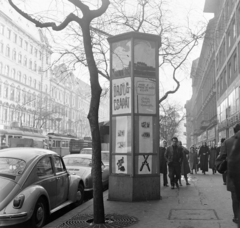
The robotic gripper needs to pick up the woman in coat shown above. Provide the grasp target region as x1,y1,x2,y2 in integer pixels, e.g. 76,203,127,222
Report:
189,146,198,174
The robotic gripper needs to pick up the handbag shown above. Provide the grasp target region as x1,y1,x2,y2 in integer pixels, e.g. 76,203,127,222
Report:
215,154,227,174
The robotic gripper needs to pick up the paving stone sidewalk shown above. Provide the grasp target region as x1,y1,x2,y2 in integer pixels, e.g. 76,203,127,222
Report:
44,173,238,228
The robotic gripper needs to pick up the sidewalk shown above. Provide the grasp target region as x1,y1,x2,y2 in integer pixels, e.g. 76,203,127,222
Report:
44,173,237,228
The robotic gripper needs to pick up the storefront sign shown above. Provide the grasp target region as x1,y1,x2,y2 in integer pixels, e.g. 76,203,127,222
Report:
112,78,131,115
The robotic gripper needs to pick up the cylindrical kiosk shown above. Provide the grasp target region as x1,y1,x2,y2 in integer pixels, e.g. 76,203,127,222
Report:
108,32,161,201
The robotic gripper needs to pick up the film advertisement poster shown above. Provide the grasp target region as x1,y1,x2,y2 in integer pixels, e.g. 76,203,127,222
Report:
112,155,130,174
112,40,131,77
139,116,153,153
134,40,156,77
135,77,156,114
112,77,131,115
112,116,131,153
136,155,158,174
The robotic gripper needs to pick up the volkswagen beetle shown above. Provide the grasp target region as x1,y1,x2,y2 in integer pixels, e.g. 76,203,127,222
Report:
0,148,84,228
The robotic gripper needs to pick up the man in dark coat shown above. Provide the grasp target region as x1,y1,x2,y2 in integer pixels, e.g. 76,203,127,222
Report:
220,123,240,225
217,138,226,184
164,137,183,189
178,141,190,185
198,142,210,174
209,142,218,174
159,140,168,187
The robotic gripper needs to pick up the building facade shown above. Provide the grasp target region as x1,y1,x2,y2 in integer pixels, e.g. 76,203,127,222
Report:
0,2,109,138
185,0,240,147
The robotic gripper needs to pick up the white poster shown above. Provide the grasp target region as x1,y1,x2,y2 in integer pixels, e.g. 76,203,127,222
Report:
112,77,131,115
135,77,156,114
115,116,131,153
138,155,152,174
139,116,153,153
115,155,128,174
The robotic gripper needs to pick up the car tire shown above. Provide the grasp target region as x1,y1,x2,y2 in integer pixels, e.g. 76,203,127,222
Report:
74,183,84,206
29,197,47,228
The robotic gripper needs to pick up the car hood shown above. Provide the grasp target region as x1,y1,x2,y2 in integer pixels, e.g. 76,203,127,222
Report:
66,166,91,178
0,177,20,211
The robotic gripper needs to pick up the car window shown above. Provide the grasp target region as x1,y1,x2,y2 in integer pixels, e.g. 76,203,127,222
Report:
63,157,92,167
36,157,53,177
80,148,92,154
54,156,66,173
0,157,26,177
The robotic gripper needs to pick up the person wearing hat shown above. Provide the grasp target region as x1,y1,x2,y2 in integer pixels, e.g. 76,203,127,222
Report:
220,123,240,224
159,140,168,187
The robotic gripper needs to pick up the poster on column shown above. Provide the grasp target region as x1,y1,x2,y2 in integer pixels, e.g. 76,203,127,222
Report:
112,77,131,115
113,155,128,174
135,77,156,114
138,155,152,174
139,116,153,153
114,116,131,153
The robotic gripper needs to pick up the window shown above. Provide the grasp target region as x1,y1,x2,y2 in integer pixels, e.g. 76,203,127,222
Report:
39,51,42,60
23,74,27,84
234,54,237,72
34,62,37,71
36,157,53,177
18,53,22,64
24,56,27,66
17,71,21,82
3,82,8,99
29,59,32,70
16,86,20,102
229,63,232,79
10,84,14,101
33,79,36,88
233,19,236,37
34,48,37,58
7,29,11,39
28,76,32,86
236,87,240,112
24,41,28,51
14,33,17,43
30,45,33,54
5,65,9,76
0,24,4,35
12,49,16,61
0,62,2,74
3,108,8,122
5,45,10,57
19,37,22,47
228,32,231,47
54,156,65,173
11,69,15,79
0,41,3,54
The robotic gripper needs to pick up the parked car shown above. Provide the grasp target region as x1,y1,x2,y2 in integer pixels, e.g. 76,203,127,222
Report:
63,154,109,191
80,148,109,166
0,148,84,228
80,147,92,154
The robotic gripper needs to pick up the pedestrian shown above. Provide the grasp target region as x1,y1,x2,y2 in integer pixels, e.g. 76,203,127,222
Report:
209,142,218,174
159,140,168,187
198,142,210,174
219,123,240,225
164,137,183,189
178,141,191,186
189,146,198,174
217,138,226,184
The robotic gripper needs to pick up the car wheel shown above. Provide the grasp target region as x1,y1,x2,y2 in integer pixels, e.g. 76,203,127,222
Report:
74,183,84,206
29,197,47,228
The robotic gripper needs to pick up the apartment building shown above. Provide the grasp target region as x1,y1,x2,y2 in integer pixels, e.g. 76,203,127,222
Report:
0,2,109,138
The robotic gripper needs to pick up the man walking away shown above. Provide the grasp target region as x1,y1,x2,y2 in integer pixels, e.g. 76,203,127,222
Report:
220,123,240,225
165,137,183,189
159,140,168,187
217,138,226,184
209,142,218,174
198,142,210,174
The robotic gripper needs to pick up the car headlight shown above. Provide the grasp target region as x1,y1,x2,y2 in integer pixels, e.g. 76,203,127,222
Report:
13,194,25,209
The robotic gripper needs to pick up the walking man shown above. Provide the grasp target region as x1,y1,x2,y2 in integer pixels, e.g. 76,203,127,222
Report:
159,140,168,187
220,123,240,224
165,137,183,189
198,142,210,174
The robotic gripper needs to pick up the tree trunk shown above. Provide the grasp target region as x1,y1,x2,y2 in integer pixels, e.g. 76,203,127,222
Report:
81,22,105,224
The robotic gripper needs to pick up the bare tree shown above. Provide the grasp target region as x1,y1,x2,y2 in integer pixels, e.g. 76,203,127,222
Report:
9,0,110,224
159,102,185,144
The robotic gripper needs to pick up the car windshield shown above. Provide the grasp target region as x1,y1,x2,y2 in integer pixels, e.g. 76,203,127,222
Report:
80,148,92,154
63,157,92,167
101,152,109,164
0,157,26,177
